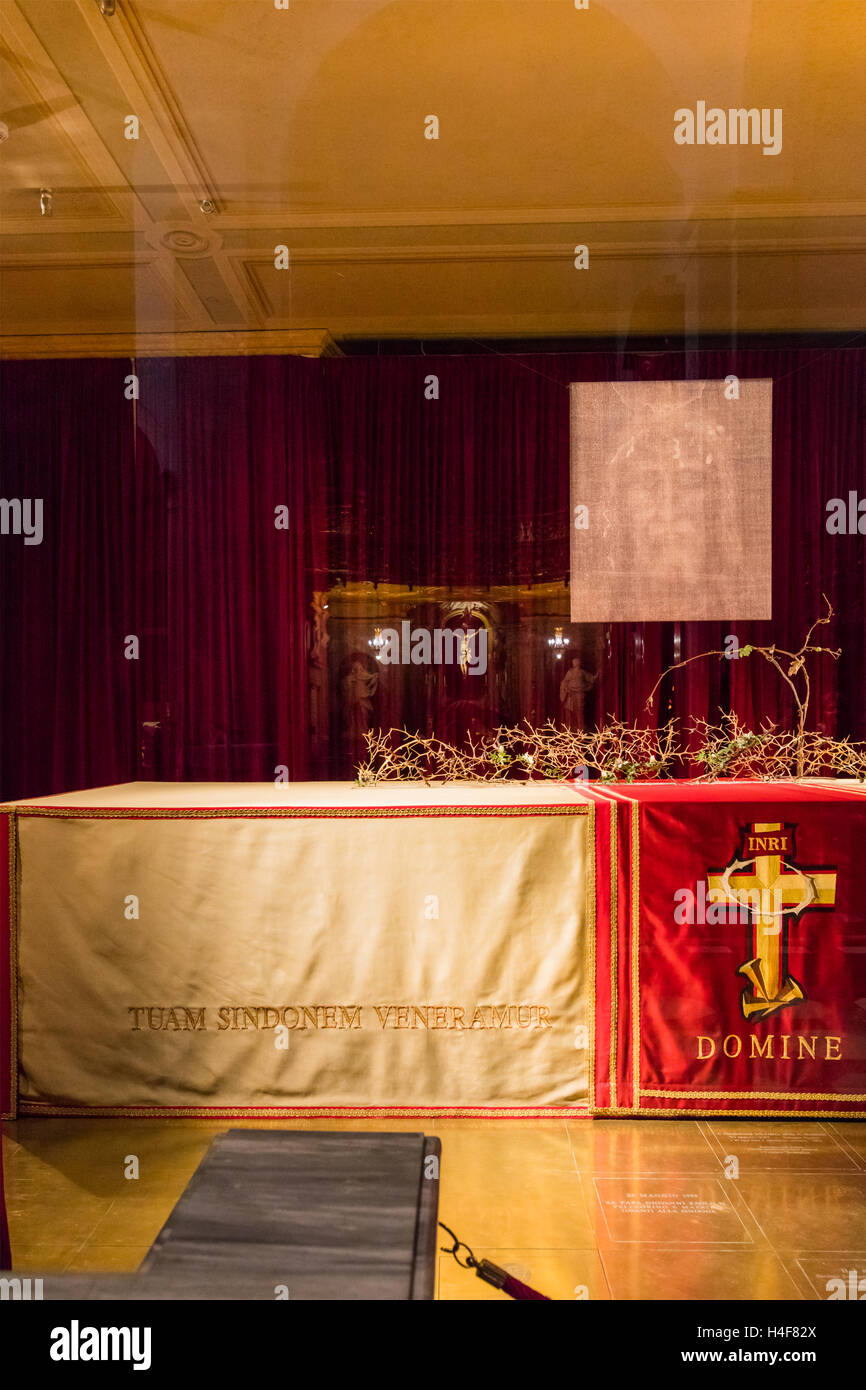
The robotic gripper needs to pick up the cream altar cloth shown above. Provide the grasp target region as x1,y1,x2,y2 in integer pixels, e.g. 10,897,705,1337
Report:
2,783,595,1116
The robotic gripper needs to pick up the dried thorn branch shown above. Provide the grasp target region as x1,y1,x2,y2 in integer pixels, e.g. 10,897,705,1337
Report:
646,597,840,778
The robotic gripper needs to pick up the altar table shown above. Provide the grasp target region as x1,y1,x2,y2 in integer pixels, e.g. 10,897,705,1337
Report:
4,779,865,1120
1,782,595,1118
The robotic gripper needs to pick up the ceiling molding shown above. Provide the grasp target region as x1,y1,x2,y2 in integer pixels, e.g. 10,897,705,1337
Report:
232,237,866,267
0,2,140,225
4,237,859,273
330,307,865,336
2,1,863,340
5,199,866,239
70,0,259,329
0,329,342,360
208,201,866,232
72,0,216,215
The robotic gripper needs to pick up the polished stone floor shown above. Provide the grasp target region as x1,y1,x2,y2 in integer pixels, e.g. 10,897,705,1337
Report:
4,1116,866,1300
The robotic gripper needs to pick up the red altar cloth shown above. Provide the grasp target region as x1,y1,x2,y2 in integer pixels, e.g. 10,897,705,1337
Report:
583,780,866,1117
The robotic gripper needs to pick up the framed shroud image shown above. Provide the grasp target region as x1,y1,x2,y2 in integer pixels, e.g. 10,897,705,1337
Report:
570,379,772,623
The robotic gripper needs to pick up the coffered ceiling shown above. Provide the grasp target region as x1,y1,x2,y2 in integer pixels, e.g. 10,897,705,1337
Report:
1,0,864,354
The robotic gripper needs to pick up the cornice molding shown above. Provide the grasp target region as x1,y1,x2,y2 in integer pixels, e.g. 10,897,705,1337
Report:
209,202,866,232
0,330,342,359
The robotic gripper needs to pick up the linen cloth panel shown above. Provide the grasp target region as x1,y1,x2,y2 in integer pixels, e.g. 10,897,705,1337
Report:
570,379,773,622
10,786,592,1114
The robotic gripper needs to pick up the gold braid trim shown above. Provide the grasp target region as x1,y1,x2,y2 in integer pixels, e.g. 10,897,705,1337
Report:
609,800,618,1111
15,1103,592,1119
641,1088,866,1101
5,803,590,820
590,1104,866,1118
585,803,596,1109
630,800,640,1110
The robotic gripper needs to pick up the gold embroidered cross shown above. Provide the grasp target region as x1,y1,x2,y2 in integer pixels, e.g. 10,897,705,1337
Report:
707,821,837,1021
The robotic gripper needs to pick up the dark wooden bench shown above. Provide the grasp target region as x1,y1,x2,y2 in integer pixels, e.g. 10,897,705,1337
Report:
6,1130,441,1301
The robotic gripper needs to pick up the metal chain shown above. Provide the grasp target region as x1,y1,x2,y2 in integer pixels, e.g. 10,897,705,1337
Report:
438,1221,478,1271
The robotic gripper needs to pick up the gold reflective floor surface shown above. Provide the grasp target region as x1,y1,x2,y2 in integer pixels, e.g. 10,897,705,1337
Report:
4,1117,866,1300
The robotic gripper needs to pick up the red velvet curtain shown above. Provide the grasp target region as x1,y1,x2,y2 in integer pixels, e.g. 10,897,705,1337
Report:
323,354,567,587
0,360,145,800
135,356,328,782
324,346,865,744
1,346,863,799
